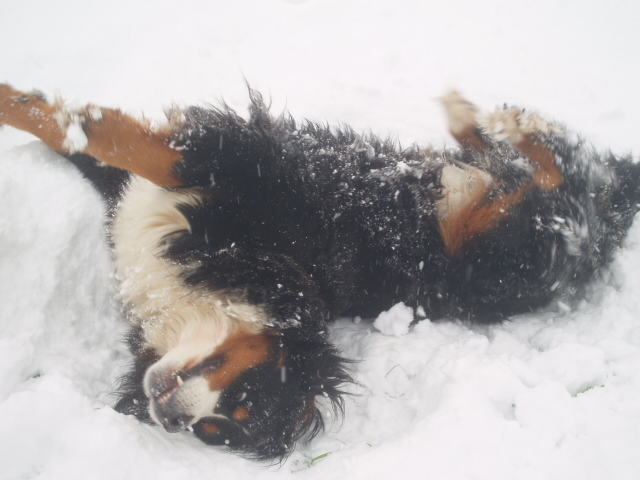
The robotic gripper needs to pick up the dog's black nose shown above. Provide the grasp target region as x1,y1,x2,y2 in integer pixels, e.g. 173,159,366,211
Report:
162,414,194,433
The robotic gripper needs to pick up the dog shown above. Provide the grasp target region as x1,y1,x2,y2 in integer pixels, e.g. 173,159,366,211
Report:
1,84,639,460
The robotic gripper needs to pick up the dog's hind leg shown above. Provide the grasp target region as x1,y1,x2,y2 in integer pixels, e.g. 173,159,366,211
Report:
440,90,564,190
480,106,563,191
438,95,564,255
0,83,184,187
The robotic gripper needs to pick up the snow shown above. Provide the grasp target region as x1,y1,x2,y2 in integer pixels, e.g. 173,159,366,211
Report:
2,0,640,478
61,115,89,153
373,302,414,336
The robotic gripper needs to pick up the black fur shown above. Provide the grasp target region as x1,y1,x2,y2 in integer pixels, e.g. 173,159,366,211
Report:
163,95,640,322
113,324,158,424
65,152,131,215
71,92,640,459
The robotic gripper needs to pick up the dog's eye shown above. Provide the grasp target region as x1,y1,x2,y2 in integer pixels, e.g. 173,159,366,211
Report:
184,355,225,380
160,229,189,248
236,391,247,402
198,356,225,376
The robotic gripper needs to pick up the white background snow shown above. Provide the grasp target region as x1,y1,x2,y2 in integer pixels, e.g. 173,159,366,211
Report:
1,0,640,478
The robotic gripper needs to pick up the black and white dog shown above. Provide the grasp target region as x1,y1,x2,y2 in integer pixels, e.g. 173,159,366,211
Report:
1,85,638,460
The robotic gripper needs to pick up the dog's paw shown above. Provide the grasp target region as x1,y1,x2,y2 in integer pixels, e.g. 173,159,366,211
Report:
440,90,479,136
480,106,559,144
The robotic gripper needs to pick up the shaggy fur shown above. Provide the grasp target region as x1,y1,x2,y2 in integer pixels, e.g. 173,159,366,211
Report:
1,83,639,460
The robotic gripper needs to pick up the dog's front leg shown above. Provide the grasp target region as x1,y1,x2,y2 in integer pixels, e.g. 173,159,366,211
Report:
0,83,184,186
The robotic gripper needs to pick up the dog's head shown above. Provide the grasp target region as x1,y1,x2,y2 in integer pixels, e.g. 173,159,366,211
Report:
141,329,351,460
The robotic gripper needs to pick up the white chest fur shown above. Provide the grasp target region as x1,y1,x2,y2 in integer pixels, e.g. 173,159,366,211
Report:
111,177,265,356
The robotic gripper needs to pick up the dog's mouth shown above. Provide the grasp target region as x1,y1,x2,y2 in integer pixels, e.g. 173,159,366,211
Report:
152,355,225,403
142,330,277,442
144,360,224,433
148,373,253,444
154,375,182,406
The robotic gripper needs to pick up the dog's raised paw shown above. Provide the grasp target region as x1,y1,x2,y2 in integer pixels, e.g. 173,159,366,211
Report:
480,107,559,144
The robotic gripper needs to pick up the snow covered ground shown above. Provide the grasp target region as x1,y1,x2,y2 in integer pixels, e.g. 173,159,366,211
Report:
2,0,640,478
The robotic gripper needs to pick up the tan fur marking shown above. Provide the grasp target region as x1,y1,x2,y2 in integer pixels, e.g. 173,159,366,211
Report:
452,125,489,151
0,84,67,151
204,332,274,392
439,187,527,256
439,97,564,256
480,107,563,190
439,151,557,256
81,108,183,186
0,83,183,186
232,406,250,421
516,135,563,191
202,423,220,434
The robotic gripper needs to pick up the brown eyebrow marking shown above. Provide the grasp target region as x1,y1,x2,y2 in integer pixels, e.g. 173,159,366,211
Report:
232,406,250,421
202,423,220,435
201,331,274,392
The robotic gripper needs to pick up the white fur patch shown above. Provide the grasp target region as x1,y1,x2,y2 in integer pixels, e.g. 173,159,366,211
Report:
440,90,479,136
55,109,88,153
147,373,220,428
437,162,493,221
112,177,266,357
479,107,560,144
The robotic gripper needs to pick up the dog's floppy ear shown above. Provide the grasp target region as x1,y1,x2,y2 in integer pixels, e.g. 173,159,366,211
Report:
277,330,354,442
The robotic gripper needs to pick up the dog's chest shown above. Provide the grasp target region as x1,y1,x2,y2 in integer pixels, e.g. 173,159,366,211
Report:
111,177,265,354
